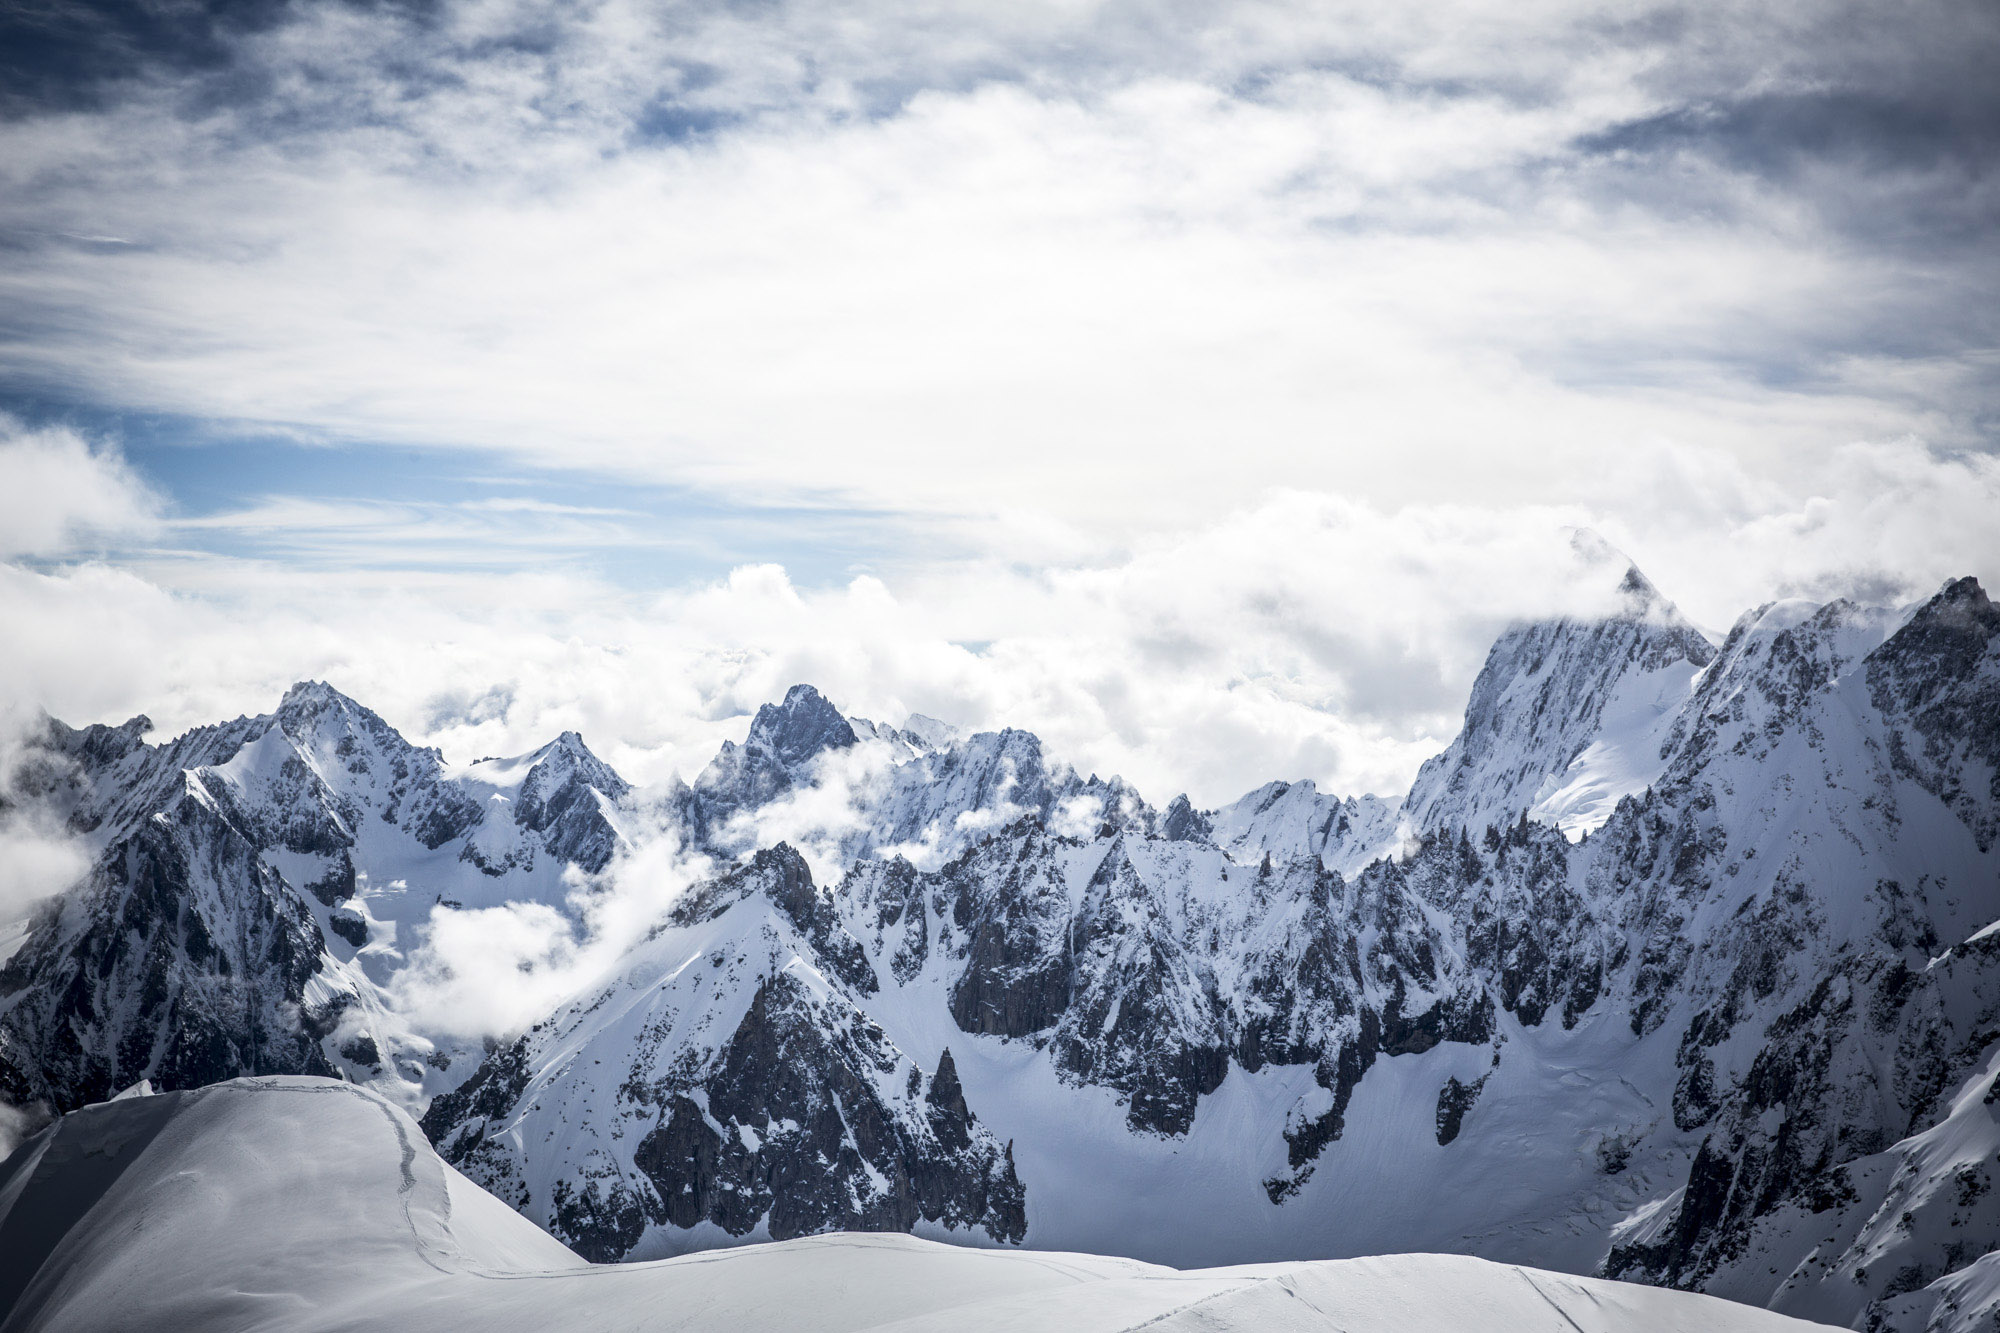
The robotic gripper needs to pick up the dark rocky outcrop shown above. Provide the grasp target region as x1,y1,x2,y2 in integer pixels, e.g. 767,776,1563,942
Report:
1435,1073,1488,1146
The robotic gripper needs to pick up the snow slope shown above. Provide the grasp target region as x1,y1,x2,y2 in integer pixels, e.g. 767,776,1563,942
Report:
0,1076,1838,1333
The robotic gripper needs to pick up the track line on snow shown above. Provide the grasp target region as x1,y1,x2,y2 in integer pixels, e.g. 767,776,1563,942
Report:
1512,1268,1591,1333
231,1079,458,1276
1105,1278,1262,1331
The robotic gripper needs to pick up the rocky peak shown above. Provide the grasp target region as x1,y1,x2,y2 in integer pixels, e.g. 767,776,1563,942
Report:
691,686,862,834
1870,576,1995,690
1865,575,2000,850
424,847,1024,1261
275,679,357,725
1658,594,1901,772
1402,553,1716,839
748,685,860,772
666,845,872,991
1161,794,1212,842
901,713,960,753
503,732,632,872
927,1047,971,1123
271,680,421,769
517,731,630,817
38,712,153,775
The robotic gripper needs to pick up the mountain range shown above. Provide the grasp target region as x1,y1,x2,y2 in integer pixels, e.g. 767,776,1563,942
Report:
1,548,1996,1333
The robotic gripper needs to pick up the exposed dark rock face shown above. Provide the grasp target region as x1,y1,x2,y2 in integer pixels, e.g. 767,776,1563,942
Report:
846,857,931,984
426,847,1026,1261
11,571,2000,1330
419,1035,534,1141
759,848,879,996
303,851,357,908
863,818,1501,1161
691,685,861,839
1435,1073,1488,1146
0,680,637,1125
524,763,626,874
944,826,1079,1040
0,782,344,1111
674,845,880,995
1578,582,2000,1328
274,681,486,852
619,977,1022,1247
1161,794,1212,842
1606,953,1967,1295
475,732,634,875
327,906,369,947
339,1035,382,1067
1867,576,2000,851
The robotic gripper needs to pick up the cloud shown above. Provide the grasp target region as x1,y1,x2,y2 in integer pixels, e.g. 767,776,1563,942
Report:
0,422,160,557
0,0,1992,552
0,1098,53,1161
0,0,1992,820
1,427,1992,823
0,813,89,928
388,817,716,1039
0,701,92,931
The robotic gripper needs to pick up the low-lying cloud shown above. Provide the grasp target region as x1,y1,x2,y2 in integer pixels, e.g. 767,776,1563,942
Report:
389,816,717,1040
0,703,92,929
2,423,1994,816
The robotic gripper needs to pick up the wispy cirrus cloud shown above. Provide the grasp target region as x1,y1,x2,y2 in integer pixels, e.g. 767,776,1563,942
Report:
0,0,1993,540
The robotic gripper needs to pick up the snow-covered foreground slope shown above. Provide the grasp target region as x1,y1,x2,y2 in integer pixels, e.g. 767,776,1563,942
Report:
0,1077,1838,1333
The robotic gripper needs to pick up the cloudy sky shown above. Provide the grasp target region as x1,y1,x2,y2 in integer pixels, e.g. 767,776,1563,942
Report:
1,0,1996,808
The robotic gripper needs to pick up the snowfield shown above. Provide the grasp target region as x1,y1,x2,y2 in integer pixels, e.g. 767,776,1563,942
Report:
0,1077,1841,1333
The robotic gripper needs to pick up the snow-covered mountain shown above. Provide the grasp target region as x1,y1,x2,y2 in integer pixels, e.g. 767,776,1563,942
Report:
686,684,1154,872
0,1075,1839,1333
420,844,1027,1261
0,680,635,1113
1402,542,1717,841
3,554,1997,1333
1196,778,1403,876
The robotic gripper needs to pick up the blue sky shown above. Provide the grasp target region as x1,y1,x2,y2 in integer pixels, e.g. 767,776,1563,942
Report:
0,396,920,587
0,0,1995,804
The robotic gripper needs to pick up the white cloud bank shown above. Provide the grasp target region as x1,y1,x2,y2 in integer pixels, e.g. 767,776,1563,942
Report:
1,423,1992,812
0,423,160,558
